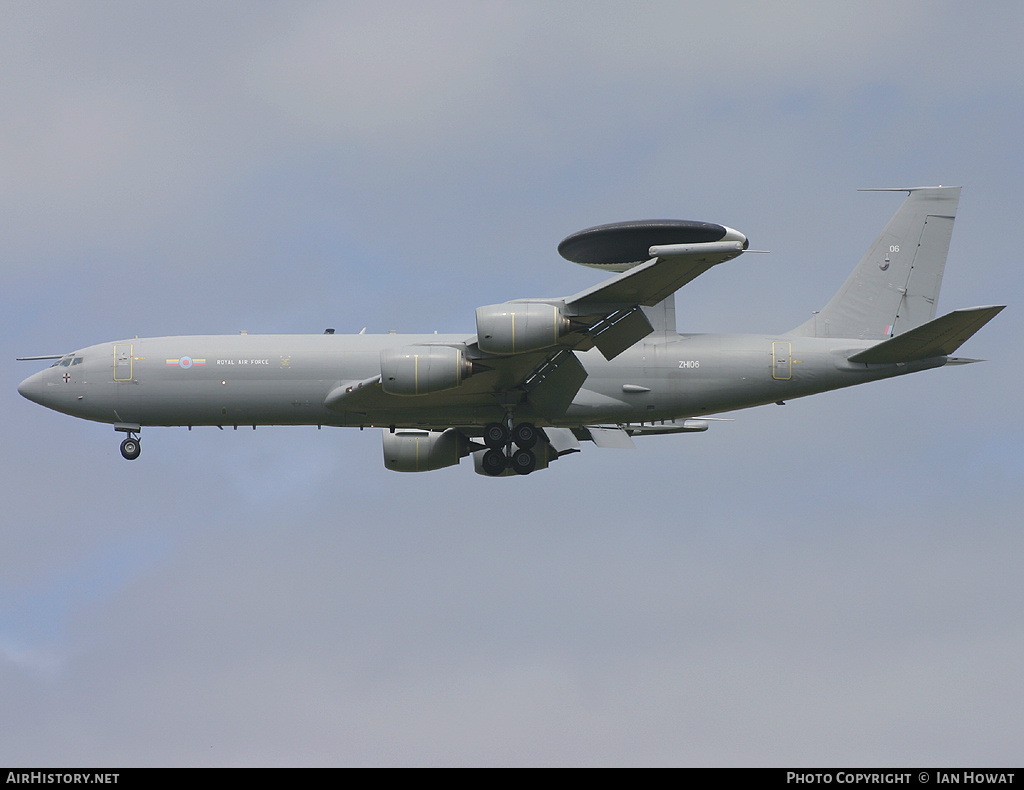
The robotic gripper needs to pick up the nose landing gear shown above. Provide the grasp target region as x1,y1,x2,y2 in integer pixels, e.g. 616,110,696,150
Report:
119,434,141,460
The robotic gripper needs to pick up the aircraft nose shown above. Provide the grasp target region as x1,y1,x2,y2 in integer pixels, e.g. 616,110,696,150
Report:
18,370,45,405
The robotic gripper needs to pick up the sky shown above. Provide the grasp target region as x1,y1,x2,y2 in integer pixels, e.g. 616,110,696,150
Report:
2,1,1022,767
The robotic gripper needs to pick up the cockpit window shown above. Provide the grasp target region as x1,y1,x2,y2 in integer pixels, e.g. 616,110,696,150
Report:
71,357,83,366
58,356,73,367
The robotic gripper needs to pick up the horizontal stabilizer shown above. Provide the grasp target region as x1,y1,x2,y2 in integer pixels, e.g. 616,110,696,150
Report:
847,305,1004,364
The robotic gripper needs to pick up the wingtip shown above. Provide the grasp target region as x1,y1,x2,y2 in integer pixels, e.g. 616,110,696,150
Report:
857,185,962,192
945,357,986,365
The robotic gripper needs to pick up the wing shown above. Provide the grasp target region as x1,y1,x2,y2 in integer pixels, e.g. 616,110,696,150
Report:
546,219,747,359
564,240,747,309
558,234,747,360
326,218,750,426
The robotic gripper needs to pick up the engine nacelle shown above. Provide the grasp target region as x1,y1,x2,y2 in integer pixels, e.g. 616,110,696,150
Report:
382,428,469,472
380,345,472,396
475,302,569,355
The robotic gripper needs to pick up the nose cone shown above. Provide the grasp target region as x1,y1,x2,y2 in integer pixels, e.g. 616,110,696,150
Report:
18,370,45,405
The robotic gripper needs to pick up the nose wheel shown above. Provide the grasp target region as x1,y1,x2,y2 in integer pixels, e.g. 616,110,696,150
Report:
120,435,141,460
481,420,539,475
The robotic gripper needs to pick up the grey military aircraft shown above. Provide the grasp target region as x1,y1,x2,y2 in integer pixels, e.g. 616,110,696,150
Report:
18,186,1002,476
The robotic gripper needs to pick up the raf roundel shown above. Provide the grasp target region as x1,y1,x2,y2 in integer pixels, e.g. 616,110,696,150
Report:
166,356,206,369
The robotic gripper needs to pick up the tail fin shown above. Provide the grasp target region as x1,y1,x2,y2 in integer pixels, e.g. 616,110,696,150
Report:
791,186,961,339
641,296,677,334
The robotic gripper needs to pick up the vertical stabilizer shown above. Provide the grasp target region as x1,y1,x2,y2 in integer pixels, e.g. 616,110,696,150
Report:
641,295,677,335
791,186,960,339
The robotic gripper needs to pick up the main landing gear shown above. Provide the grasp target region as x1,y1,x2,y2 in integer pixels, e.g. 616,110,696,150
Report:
481,420,539,476
119,434,141,460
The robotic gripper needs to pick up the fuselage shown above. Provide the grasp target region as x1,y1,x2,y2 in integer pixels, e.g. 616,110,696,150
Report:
15,188,994,476
17,330,946,433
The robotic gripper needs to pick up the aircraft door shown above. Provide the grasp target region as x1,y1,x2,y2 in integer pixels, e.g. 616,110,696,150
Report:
771,341,792,381
114,343,133,381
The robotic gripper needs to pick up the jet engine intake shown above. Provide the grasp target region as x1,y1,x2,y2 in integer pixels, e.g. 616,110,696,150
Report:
382,428,469,472
380,346,472,396
476,302,569,355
